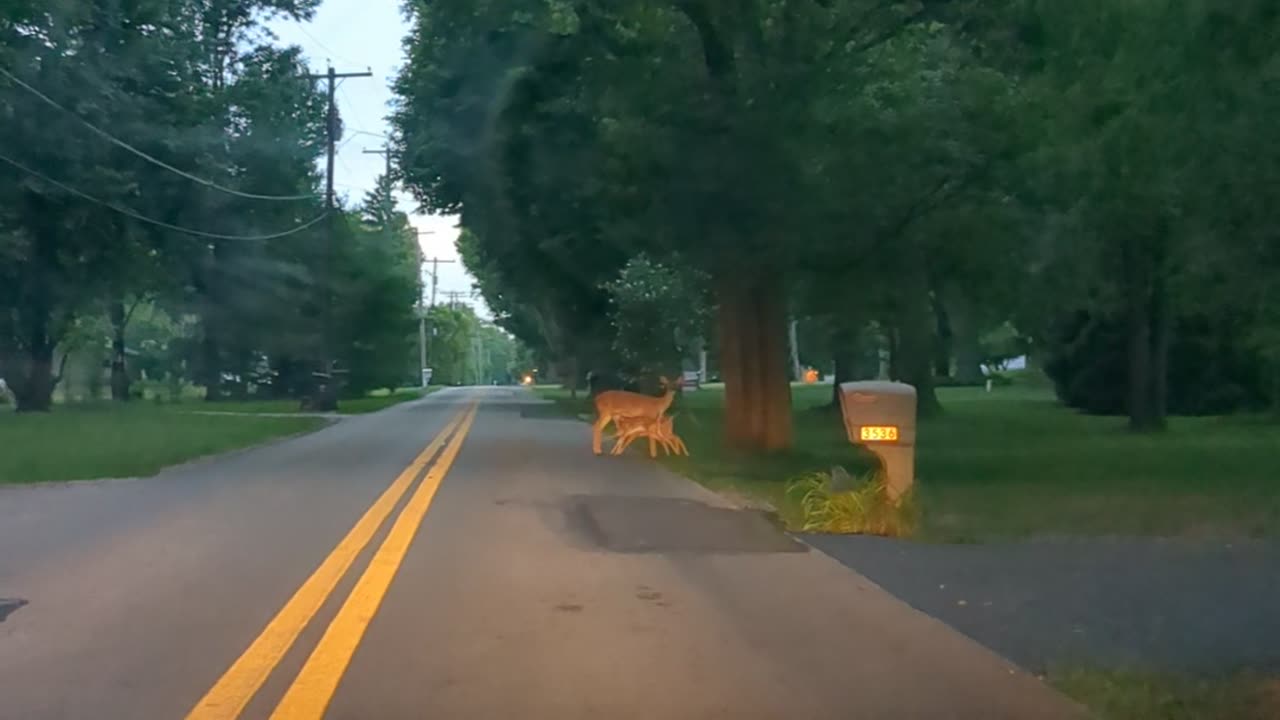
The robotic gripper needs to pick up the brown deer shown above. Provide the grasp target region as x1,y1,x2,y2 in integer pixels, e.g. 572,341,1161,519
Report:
591,376,679,455
611,413,689,458
662,416,689,457
609,414,662,458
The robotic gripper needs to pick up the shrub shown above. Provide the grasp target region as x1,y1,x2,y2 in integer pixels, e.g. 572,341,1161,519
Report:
787,467,918,537
1044,308,1270,415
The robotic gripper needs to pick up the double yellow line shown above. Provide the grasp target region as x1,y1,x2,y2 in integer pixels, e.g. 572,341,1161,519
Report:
188,403,478,720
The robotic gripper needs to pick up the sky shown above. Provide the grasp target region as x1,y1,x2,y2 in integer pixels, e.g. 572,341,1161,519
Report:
265,1,488,317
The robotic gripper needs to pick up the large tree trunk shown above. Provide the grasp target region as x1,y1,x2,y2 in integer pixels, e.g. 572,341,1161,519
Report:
1270,363,1280,418
930,291,952,379
758,281,793,450
1150,272,1172,427
943,286,984,384
201,329,222,401
13,355,55,412
828,324,856,408
12,225,59,412
720,278,761,446
717,275,792,451
109,299,130,402
564,357,580,400
12,334,56,413
1125,287,1154,430
895,270,942,418
887,327,901,381
719,279,746,440
1123,235,1166,432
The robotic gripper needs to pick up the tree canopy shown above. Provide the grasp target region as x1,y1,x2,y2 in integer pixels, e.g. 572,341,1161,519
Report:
393,0,1280,446
0,0,426,411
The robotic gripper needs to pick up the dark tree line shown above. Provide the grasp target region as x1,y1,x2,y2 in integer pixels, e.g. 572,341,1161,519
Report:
0,0,420,411
387,0,1278,448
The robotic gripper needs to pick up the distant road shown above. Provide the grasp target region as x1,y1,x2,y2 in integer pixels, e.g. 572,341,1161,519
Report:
0,387,1082,719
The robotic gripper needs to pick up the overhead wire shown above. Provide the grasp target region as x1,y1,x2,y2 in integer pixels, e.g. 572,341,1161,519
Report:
0,151,329,242
337,153,356,178
0,67,324,202
337,83,372,137
335,133,360,153
294,23,361,68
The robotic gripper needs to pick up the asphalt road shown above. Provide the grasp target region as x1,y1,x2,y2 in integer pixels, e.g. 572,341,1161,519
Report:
806,534,1280,673
0,387,1084,719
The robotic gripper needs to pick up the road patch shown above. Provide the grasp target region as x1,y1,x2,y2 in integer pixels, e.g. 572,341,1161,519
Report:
0,597,27,622
567,495,807,554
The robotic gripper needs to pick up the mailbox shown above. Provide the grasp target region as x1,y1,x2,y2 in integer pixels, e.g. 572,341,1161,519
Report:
837,381,917,502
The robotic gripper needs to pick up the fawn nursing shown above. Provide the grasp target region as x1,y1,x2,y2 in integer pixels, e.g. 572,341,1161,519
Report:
591,376,688,457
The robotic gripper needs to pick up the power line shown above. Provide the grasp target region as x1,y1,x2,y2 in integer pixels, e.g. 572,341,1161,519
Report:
0,67,323,202
337,83,372,136
335,133,361,153
0,152,329,241
337,153,355,178
294,24,361,68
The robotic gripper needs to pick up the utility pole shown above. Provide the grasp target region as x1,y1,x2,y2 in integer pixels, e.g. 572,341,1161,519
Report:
362,145,392,186
358,146,391,240
408,229,456,387
413,241,428,388
424,259,456,385
441,290,470,307
304,65,372,411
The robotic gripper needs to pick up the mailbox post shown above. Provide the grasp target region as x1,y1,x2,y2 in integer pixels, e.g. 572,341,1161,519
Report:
836,381,917,502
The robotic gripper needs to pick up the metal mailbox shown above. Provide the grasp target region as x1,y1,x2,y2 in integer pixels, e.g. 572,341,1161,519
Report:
837,381,917,501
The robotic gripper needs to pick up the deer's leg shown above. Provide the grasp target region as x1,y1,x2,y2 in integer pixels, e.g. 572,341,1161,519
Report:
665,435,680,455
613,429,640,455
670,432,688,456
648,432,658,458
658,436,674,456
592,414,611,455
611,428,632,455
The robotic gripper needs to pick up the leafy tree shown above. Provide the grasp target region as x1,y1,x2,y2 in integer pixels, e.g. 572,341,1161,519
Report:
395,0,1280,441
333,212,420,395
0,0,213,410
425,304,479,386
0,0,422,416
1020,0,1280,429
603,255,709,388
452,226,615,394
472,323,524,385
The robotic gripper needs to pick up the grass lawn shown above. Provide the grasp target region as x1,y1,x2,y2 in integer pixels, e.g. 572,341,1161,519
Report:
0,405,324,485
534,378,1280,541
173,387,436,416
1050,667,1279,720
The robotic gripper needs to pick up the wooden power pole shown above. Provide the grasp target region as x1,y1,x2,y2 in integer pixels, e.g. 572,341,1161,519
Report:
407,229,455,387
362,145,393,187
441,290,470,307
304,65,372,411
424,258,456,381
